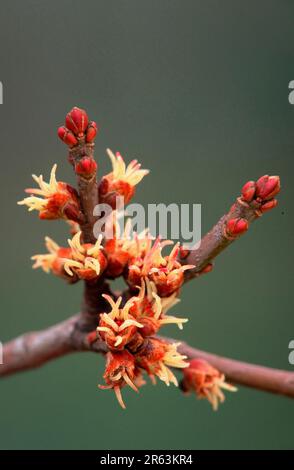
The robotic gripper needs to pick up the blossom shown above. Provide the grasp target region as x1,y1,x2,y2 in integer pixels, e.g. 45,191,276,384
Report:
18,164,82,222
99,350,143,409
126,238,194,296
97,295,143,350
62,232,107,280
135,338,188,387
32,232,107,281
181,359,237,410
129,279,188,336
31,237,73,280
98,149,149,207
104,214,151,278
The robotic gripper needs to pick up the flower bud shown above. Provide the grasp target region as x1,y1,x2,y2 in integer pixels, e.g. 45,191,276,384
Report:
65,106,89,136
86,121,98,143
241,180,256,202
75,156,97,179
256,175,280,201
225,218,248,237
260,199,278,213
57,126,78,147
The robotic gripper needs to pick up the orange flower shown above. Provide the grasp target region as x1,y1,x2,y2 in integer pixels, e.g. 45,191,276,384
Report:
135,338,188,386
129,279,188,336
99,350,143,409
97,295,143,351
18,164,82,222
98,149,149,208
126,238,194,296
32,232,107,281
181,359,237,410
104,213,152,278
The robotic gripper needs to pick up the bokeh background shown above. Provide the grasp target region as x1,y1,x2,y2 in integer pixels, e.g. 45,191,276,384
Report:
0,0,293,450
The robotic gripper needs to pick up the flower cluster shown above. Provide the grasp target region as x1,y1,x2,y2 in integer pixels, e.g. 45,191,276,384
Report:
18,106,251,411
97,281,189,408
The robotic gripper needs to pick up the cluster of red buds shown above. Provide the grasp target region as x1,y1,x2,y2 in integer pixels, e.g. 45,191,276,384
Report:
58,107,98,180
18,106,279,410
241,175,280,212
224,174,280,239
58,106,98,147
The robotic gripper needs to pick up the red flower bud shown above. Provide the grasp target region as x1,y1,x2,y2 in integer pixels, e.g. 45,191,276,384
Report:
75,156,97,179
57,126,78,147
260,199,278,213
256,175,280,201
86,121,98,143
199,263,213,275
241,180,256,202
226,218,248,237
65,106,89,136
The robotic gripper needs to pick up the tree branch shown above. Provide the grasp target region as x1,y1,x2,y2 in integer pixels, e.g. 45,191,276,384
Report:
1,316,293,400
180,175,280,280
69,142,98,244
176,341,294,399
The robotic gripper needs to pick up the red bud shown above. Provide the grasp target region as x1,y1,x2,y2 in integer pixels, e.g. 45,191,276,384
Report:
57,126,78,147
86,121,98,143
256,175,280,201
241,180,256,202
226,218,248,237
200,263,213,275
75,156,97,178
260,199,278,213
65,107,89,136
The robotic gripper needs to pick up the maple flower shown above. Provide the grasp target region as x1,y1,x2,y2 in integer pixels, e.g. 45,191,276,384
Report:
18,164,82,222
129,279,188,336
180,359,237,410
126,238,194,296
97,295,143,350
31,237,73,280
62,232,107,280
32,232,107,281
135,338,188,386
104,214,151,278
98,149,149,208
99,350,143,409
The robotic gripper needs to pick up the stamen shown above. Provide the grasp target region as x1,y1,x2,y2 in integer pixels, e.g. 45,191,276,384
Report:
114,386,126,409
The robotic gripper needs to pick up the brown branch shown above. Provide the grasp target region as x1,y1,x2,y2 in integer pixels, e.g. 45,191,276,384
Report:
180,175,280,280
177,341,294,399
0,315,106,378
69,142,98,244
1,316,293,400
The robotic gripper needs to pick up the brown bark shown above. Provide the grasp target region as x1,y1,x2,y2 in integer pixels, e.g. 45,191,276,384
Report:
1,316,293,399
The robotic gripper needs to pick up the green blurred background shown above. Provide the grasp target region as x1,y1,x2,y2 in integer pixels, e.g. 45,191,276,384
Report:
0,0,293,450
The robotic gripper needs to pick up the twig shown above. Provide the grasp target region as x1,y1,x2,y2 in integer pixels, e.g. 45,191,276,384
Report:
180,177,280,280
1,316,293,399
